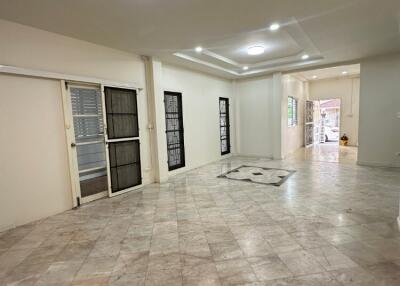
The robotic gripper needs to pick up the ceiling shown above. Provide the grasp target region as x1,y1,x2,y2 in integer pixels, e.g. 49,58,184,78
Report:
0,0,399,79
294,64,360,81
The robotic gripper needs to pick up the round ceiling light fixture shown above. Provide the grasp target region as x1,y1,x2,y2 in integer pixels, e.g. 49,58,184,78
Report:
243,66,249,71
301,54,310,60
195,46,203,53
269,23,280,31
247,46,265,56
342,71,348,75
312,75,318,79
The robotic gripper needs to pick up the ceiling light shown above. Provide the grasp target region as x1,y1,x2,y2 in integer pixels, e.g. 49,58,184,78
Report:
342,71,348,75
269,23,280,31
247,46,265,56
301,54,310,60
195,46,203,53
243,66,249,70
312,75,318,79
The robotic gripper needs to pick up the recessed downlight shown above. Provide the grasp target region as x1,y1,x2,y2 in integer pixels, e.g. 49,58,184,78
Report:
247,46,265,56
243,66,249,71
312,75,318,79
301,54,310,60
342,71,348,75
269,23,280,31
195,46,203,53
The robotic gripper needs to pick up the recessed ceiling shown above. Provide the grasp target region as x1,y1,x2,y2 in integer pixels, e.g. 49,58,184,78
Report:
0,0,399,79
293,64,360,81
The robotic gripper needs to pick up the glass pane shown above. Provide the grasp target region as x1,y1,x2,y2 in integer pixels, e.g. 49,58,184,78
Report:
105,88,139,139
70,86,107,198
108,140,141,193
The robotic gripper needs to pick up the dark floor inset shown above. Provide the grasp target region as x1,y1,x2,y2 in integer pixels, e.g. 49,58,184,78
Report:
80,175,108,197
218,165,295,186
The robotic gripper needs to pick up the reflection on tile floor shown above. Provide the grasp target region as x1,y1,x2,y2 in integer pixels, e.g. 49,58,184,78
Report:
0,156,400,285
288,143,358,164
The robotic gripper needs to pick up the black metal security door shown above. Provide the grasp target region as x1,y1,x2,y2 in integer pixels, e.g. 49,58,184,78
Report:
164,91,185,171
104,87,142,195
219,97,230,155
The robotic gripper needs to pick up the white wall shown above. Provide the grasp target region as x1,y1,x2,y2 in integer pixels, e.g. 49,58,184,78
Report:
282,75,307,157
358,53,400,167
0,19,153,230
235,76,274,157
0,75,72,231
160,64,236,175
309,77,360,146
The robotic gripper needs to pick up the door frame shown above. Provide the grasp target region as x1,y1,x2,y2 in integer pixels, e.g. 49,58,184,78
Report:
101,85,144,197
219,97,231,155
164,91,186,171
62,81,144,206
62,82,109,205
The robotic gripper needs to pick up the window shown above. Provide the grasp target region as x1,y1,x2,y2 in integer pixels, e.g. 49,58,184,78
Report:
164,91,185,171
288,96,298,127
219,97,230,155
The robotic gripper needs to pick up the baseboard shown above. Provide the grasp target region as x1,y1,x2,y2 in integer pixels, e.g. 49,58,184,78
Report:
166,153,235,179
357,160,400,168
235,153,273,159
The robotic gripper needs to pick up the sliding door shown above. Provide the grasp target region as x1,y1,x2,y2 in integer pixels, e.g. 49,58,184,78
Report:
164,91,185,171
103,87,142,196
69,85,108,203
219,97,230,155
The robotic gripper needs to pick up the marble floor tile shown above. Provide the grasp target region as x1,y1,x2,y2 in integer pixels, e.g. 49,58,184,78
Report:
108,272,145,286
336,242,388,266
278,250,325,276
182,262,220,286
248,255,292,281
308,246,358,271
365,261,400,286
35,261,82,285
54,241,95,263
237,237,273,257
2,261,51,286
290,231,331,249
75,256,117,280
112,251,149,276
265,235,302,254
329,266,378,285
289,272,342,286
215,258,258,286
209,241,244,261
0,155,399,285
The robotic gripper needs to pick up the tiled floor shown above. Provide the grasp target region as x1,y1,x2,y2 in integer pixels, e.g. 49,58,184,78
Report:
1,156,400,285
288,143,358,164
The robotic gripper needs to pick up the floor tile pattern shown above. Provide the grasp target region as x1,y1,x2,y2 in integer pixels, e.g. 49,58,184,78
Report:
1,156,400,285
218,165,295,186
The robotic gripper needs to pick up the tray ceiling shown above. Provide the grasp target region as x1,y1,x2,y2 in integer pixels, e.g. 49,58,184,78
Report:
0,0,399,79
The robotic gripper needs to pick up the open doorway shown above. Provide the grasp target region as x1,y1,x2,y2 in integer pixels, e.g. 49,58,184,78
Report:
318,99,341,144
288,64,360,164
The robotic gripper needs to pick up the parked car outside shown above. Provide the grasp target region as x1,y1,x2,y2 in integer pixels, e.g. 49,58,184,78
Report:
325,126,339,142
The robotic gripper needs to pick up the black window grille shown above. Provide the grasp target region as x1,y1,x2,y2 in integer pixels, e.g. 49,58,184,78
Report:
219,97,231,155
288,96,298,127
164,91,185,171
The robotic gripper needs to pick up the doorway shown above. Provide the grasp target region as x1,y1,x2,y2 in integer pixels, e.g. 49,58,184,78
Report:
70,85,108,203
65,83,142,204
317,99,341,145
